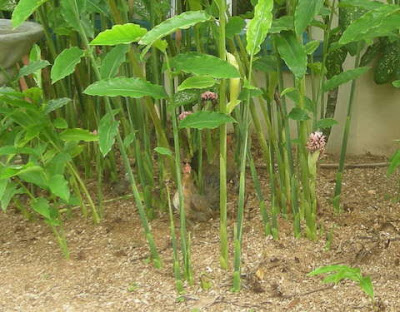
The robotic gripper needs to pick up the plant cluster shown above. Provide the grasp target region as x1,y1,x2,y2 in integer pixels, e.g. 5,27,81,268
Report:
1,0,397,302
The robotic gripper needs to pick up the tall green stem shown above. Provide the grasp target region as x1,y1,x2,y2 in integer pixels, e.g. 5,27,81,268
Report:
69,0,161,267
333,49,362,213
215,0,229,270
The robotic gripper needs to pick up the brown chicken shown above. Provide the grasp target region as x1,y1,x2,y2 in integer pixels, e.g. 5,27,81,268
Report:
173,162,219,224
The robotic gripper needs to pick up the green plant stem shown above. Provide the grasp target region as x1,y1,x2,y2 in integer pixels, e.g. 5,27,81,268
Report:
164,52,192,283
70,1,161,267
333,49,362,213
215,0,229,271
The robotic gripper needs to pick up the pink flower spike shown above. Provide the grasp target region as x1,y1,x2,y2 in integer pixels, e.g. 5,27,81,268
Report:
306,131,326,153
201,91,218,102
178,111,193,120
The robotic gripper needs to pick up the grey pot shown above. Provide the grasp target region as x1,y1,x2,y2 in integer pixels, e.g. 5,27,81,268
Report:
0,19,44,84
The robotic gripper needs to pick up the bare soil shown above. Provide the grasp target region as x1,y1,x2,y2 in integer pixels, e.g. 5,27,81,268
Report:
1,154,400,312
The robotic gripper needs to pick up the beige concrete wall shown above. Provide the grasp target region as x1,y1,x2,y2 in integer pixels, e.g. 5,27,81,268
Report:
254,59,400,157
327,59,400,156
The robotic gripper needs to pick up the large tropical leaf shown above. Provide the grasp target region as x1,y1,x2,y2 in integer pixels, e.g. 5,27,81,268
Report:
246,0,274,56
18,60,50,79
11,0,48,28
90,23,147,45
100,45,130,79
170,52,240,78
294,0,324,36
51,47,84,84
98,110,119,157
276,32,307,79
177,76,215,91
339,5,400,45
179,111,236,129
139,11,212,47
323,67,369,91
84,77,167,99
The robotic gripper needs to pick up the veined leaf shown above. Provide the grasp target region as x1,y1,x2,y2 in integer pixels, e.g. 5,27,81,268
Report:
339,5,400,45
288,107,310,121
226,16,245,39
177,76,215,92
98,110,119,157
48,174,70,202
387,150,400,176
170,52,240,78
392,80,400,88
315,118,338,129
276,31,307,79
18,60,50,79
339,0,383,10
60,128,99,142
305,40,321,55
323,67,369,91
44,98,72,114
154,147,173,157
246,0,274,56
11,0,48,28
139,11,212,47
32,197,51,219
90,23,147,45
295,0,325,36
51,47,84,84
84,77,167,99
270,16,294,34
100,45,130,79
179,111,236,129
61,0,86,33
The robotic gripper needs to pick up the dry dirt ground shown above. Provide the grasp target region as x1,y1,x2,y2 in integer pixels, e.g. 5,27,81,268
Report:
1,155,400,312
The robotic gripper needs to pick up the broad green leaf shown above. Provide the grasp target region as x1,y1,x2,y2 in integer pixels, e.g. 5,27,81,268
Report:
253,55,278,72
295,0,325,36
177,76,215,92
61,0,86,33
46,152,72,176
154,147,173,157
387,150,400,176
179,111,236,129
246,0,274,56
276,32,307,79
98,110,119,157
170,52,240,78
18,60,50,79
139,11,212,47
53,117,68,129
44,98,72,114
0,146,40,156
0,163,42,179
32,197,51,219
340,0,383,10
392,80,400,88
48,174,70,202
0,179,8,201
59,128,99,142
288,107,310,121
270,16,294,34
51,47,85,84
226,16,245,39
305,40,321,55
308,264,353,276
84,77,167,99
18,168,48,189
11,0,48,28
172,89,200,108
359,276,374,299
315,118,338,129
323,67,369,91
339,5,400,45
0,182,19,212
100,45,130,79
123,133,135,149
90,23,147,45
